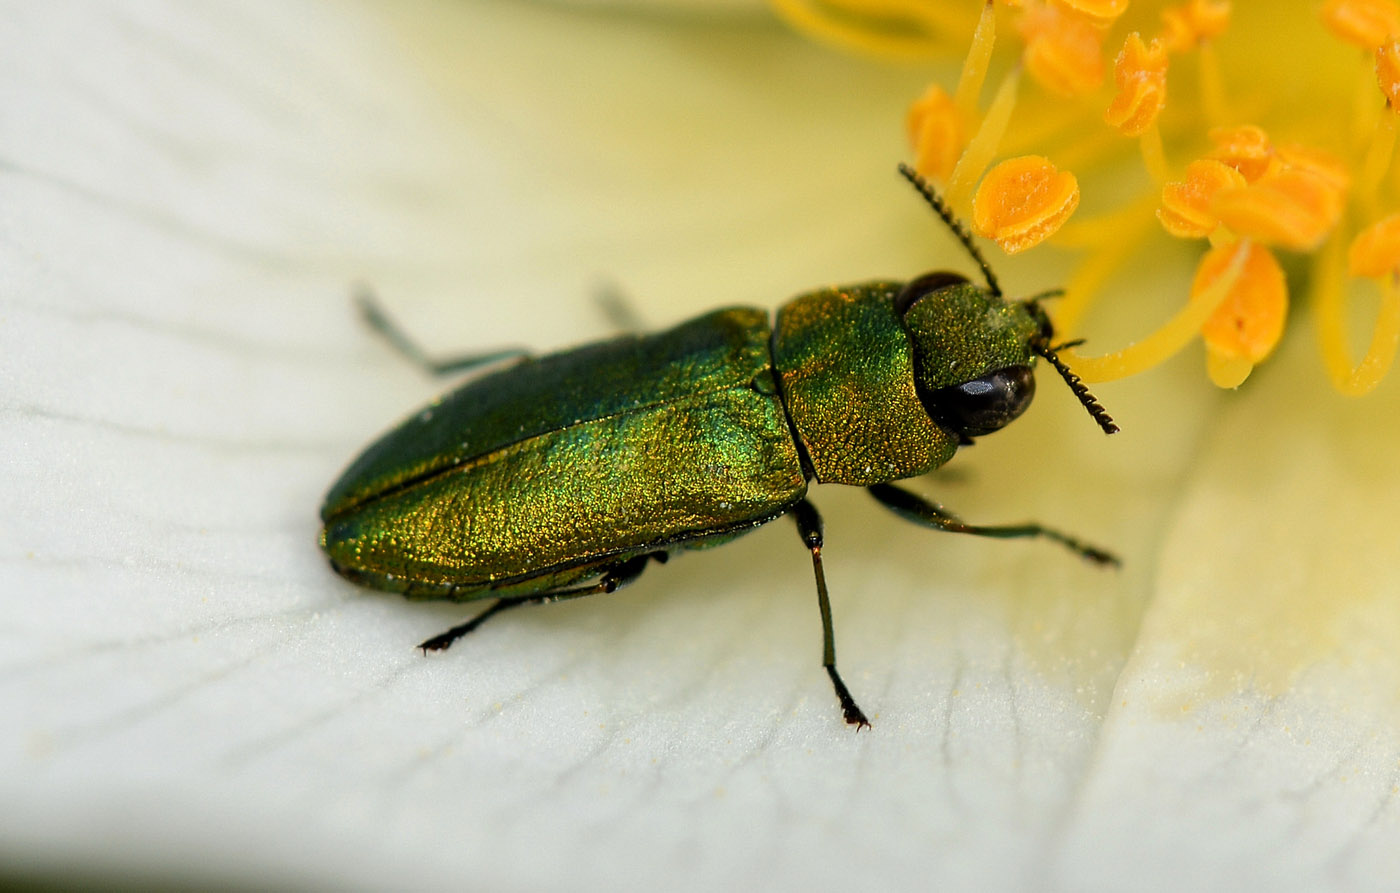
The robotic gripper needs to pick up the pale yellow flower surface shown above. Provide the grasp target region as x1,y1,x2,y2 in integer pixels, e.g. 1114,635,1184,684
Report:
2,2,1399,891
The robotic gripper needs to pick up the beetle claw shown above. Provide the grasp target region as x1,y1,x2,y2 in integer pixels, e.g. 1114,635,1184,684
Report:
418,634,455,653
825,665,872,730
1082,545,1121,567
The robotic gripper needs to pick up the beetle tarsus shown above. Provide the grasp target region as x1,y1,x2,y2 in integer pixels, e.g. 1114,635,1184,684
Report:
1051,535,1120,567
419,555,659,653
419,598,525,652
826,666,871,729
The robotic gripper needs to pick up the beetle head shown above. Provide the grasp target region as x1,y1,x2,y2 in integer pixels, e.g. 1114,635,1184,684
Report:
897,272,1041,439
896,164,1118,438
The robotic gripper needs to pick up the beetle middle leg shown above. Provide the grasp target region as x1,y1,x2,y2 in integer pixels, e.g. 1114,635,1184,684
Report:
353,285,530,377
867,482,1119,566
792,499,871,730
418,553,660,653
592,280,648,333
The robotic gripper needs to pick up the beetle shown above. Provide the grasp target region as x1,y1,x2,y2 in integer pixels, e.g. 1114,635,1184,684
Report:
320,164,1118,728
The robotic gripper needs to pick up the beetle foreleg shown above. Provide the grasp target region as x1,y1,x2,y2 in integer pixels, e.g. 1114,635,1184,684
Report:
791,500,871,730
867,482,1119,567
354,285,530,378
418,554,659,653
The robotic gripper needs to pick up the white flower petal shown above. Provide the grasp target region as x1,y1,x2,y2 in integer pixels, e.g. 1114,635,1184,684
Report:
3,3,1396,891
1053,326,1400,891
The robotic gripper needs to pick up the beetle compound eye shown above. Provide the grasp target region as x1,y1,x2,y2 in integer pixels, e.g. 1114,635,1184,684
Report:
924,365,1036,438
894,271,971,316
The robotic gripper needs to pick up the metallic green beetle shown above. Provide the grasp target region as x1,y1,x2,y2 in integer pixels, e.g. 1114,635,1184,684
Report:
320,165,1118,728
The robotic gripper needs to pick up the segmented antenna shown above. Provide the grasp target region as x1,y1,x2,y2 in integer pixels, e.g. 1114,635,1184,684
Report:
898,163,1002,298
1034,343,1120,435
897,163,1116,435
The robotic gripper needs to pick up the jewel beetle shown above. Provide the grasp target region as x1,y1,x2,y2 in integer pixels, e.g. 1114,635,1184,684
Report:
319,164,1119,728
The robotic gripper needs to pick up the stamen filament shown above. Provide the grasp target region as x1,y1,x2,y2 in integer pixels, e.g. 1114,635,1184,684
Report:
955,1,998,117
769,0,969,59
948,65,1022,211
1353,55,1382,146
1051,195,1159,333
1197,43,1228,126
1064,241,1251,382
1139,121,1169,186
1316,234,1400,394
1359,112,1397,218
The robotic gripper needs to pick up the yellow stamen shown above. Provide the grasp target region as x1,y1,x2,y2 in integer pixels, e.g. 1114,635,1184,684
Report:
1206,124,1276,182
1371,115,1400,192
907,85,967,184
794,0,1400,395
1199,242,1288,386
1212,168,1345,251
1104,33,1170,138
1158,158,1248,239
1377,37,1400,108
1159,2,1231,124
1321,0,1400,50
1350,213,1400,275
947,66,1022,212
1277,143,1353,194
1050,0,1129,27
1065,242,1250,383
1196,43,1230,126
971,155,1080,253
1317,230,1400,394
955,1,999,118
1139,123,1170,187
1353,42,1385,146
1018,5,1106,97
1361,66,1400,215
1160,0,1231,52
1364,137,1400,226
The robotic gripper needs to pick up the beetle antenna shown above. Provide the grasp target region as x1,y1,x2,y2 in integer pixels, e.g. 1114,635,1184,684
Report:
1034,342,1120,435
1024,287,1066,304
898,163,1003,298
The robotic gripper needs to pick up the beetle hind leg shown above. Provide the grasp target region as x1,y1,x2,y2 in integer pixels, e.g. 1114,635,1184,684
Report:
353,285,529,378
418,553,658,653
418,598,526,652
792,500,871,730
867,482,1119,566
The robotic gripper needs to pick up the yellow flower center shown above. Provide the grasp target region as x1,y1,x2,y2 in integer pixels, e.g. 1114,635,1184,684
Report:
772,0,1400,394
